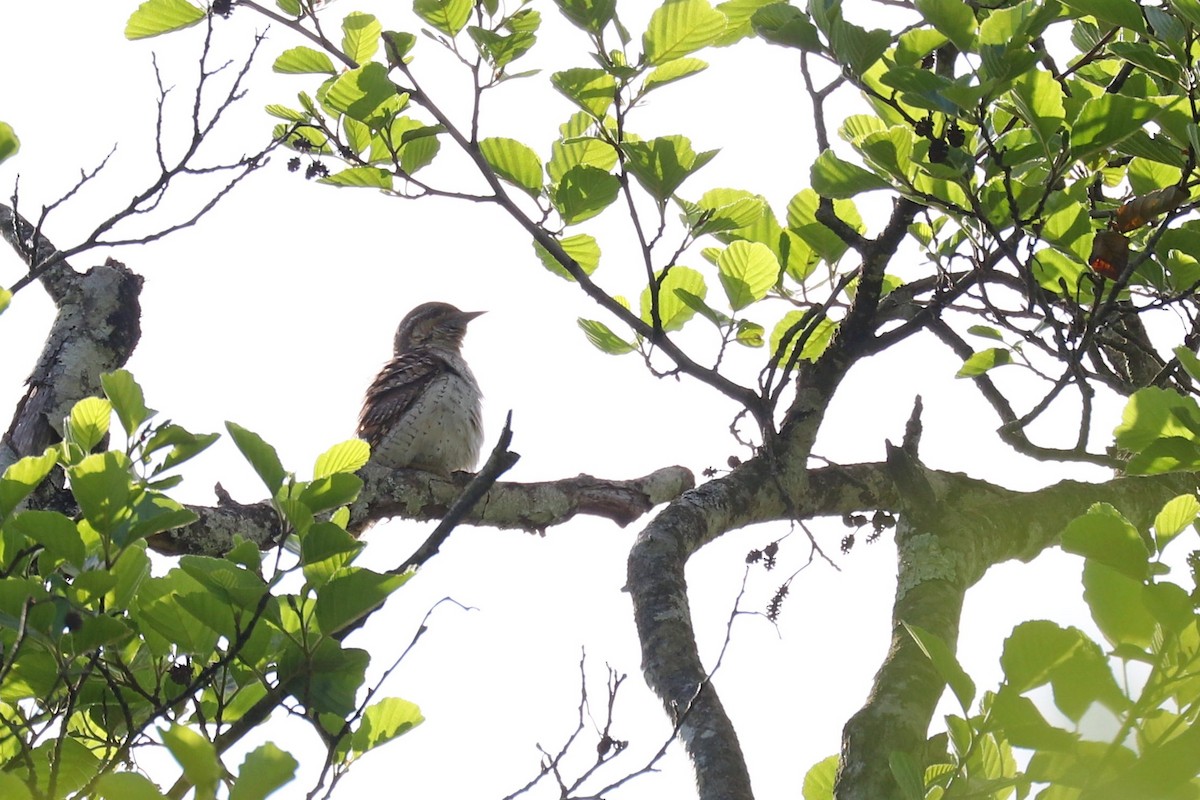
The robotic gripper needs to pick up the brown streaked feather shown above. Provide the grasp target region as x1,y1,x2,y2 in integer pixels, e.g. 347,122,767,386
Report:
357,351,454,447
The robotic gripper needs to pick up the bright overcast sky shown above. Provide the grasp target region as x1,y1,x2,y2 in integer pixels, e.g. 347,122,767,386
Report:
0,2,1119,797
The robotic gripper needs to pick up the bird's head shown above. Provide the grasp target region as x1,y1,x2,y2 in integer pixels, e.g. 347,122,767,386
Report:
393,301,484,354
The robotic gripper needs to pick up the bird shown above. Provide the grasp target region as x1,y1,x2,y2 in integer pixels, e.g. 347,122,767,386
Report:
357,302,484,476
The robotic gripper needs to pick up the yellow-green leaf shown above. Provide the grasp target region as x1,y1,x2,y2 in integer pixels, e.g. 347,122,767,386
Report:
273,46,337,75
125,0,205,39
69,397,113,453
534,233,601,280
314,439,371,479
955,347,1013,378
578,318,636,355
643,0,727,65
642,57,708,93
0,122,18,165
641,266,706,331
342,12,382,64
717,241,778,310
479,137,544,196
414,0,472,36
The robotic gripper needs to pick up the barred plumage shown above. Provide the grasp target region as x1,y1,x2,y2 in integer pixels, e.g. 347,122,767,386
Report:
358,302,484,476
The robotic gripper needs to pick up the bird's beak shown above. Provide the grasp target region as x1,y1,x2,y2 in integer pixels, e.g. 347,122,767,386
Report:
458,310,486,323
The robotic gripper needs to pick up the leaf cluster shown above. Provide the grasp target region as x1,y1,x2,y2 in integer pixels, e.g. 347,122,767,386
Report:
0,371,419,799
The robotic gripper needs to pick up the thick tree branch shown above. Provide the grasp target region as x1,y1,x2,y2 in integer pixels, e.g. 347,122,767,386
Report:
146,463,697,556
1,205,143,474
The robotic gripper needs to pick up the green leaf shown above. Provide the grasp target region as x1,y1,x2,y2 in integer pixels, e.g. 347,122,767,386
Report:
915,0,976,50
10,511,85,568
226,422,287,494
94,772,167,800
314,567,410,634
643,0,727,65
351,697,425,755
128,492,198,543
556,0,616,34
534,233,601,280
1060,503,1150,581
0,450,57,522
549,134,618,183
888,750,925,800
1012,70,1066,155
68,397,112,453
1083,560,1156,649
623,135,717,202
826,18,890,75
302,522,364,586
735,319,765,347
299,473,363,514
1061,0,1145,32
1000,620,1084,693
229,743,298,800
161,725,221,794
382,30,418,65
967,325,1005,341
314,439,371,478
752,3,821,50
641,266,706,331
642,57,708,94
469,17,539,70
0,122,19,165
342,12,382,64
903,622,976,711
1125,437,1200,475
554,164,620,224
180,555,268,609
769,312,836,365
273,46,337,75
716,241,779,310
684,188,766,234
801,754,839,800
479,137,544,196
955,347,1012,378
810,150,890,198
125,0,205,39
143,424,219,473
67,452,134,536
324,62,397,124
1153,494,1200,551
786,189,864,263
578,319,636,354
414,0,472,36
1114,387,1200,453
1070,95,1162,160
1174,345,1200,383
319,166,394,189
989,686,1078,751
551,69,617,117
102,370,154,436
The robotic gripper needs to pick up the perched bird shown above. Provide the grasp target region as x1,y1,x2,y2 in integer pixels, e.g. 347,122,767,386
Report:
358,302,484,476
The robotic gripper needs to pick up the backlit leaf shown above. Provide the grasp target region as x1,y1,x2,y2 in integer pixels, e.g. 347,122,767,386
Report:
273,47,337,75
716,241,779,310
125,0,204,39
641,266,706,331
479,137,544,196
342,12,382,64
643,0,727,65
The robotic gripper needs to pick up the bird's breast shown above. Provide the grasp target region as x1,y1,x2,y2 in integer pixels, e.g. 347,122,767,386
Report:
372,368,483,475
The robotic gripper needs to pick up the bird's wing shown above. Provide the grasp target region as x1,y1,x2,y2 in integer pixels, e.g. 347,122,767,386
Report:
357,352,452,446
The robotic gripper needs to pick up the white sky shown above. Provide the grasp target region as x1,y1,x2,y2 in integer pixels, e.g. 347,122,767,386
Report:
0,2,1125,798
